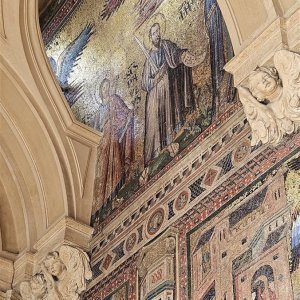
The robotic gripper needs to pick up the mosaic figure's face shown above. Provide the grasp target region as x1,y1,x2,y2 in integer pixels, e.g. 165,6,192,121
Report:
150,24,161,48
101,80,110,102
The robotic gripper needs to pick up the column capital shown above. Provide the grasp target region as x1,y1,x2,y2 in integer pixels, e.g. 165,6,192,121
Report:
0,217,93,295
16,245,92,300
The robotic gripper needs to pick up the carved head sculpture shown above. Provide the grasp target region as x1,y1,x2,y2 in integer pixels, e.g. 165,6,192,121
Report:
30,274,47,299
58,245,92,294
43,251,66,279
20,246,92,300
248,66,281,101
20,273,47,300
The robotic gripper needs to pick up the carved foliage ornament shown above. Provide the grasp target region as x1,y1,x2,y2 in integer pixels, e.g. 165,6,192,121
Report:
19,245,92,300
238,50,300,146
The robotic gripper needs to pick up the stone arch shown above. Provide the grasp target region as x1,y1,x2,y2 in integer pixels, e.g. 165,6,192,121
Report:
0,0,99,277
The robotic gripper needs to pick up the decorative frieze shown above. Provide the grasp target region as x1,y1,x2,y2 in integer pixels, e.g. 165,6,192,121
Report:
92,103,244,231
89,119,300,288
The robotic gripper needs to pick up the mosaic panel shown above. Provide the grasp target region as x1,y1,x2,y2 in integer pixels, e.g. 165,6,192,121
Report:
285,154,300,299
42,0,236,217
103,284,128,300
40,2,300,300
85,148,299,300
186,171,293,300
89,132,300,288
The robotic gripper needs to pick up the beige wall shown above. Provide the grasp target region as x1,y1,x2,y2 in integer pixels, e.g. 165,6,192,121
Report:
0,0,99,290
218,0,300,54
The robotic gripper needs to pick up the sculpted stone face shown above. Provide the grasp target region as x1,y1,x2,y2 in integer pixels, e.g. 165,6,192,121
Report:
30,275,47,299
31,283,46,299
238,50,300,147
44,253,66,278
21,246,92,300
249,71,278,101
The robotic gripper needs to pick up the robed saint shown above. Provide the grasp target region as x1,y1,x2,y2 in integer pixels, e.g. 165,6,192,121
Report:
141,23,205,166
94,79,134,208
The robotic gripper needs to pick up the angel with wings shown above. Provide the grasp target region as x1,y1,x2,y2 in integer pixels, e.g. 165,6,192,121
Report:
20,245,92,300
238,49,300,146
40,245,92,300
48,23,94,107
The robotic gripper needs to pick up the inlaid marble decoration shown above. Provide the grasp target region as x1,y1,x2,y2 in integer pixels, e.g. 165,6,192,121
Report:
84,145,300,300
147,208,165,235
42,0,236,222
104,283,128,300
186,170,296,300
285,154,300,299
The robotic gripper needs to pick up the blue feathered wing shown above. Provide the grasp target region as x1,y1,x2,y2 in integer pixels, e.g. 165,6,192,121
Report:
56,22,94,106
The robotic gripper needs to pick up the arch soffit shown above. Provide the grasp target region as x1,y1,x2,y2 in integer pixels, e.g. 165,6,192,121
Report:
0,63,69,252
19,0,100,224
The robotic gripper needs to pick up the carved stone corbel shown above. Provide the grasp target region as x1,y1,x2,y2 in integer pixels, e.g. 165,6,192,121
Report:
0,290,22,300
237,49,300,146
18,245,92,300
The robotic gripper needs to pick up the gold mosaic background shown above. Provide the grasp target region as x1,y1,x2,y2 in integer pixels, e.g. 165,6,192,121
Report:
46,0,212,170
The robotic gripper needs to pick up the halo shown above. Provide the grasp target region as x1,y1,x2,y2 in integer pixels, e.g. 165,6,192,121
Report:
142,13,167,50
94,73,111,104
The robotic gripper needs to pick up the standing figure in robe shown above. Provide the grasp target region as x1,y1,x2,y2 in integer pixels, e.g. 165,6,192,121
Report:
94,78,134,208
141,22,205,166
204,0,235,118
